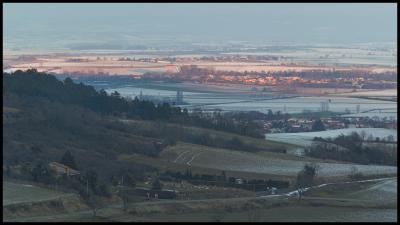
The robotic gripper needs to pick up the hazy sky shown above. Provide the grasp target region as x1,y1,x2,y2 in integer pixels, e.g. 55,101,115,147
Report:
3,3,397,49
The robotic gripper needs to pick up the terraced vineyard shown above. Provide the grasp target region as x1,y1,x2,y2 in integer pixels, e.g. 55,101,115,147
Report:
121,142,397,179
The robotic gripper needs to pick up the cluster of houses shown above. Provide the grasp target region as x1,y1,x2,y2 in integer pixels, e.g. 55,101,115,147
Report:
262,115,396,134
343,116,397,129
262,117,347,133
48,162,178,200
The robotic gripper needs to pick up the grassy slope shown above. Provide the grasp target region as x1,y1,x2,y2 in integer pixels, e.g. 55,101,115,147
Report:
3,181,72,206
161,142,337,163
9,194,396,222
4,95,299,183
118,141,343,181
3,181,88,221
118,152,293,181
3,106,21,113
120,118,298,151
304,178,397,204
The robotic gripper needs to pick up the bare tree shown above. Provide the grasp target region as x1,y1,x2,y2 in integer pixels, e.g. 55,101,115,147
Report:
79,190,103,217
349,166,363,180
86,195,103,217
367,134,374,141
297,163,318,187
360,130,367,141
387,135,394,142
121,191,129,212
296,163,319,200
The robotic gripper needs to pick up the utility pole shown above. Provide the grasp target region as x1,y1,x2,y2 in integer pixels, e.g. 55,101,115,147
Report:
86,177,89,195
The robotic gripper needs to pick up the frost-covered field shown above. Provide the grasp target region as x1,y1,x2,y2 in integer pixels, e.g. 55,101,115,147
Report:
105,87,252,106
95,80,397,116
164,143,397,177
265,128,397,147
223,45,397,67
105,86,205,98
334,89,397,97
341,112,397,120
105,86,397,119
104,85,265,106
184,96,248,105
204,96,396,114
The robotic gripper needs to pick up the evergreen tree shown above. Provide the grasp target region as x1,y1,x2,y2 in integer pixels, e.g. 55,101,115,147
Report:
124,173,136,188
311,119,326,131
221,171,226,182
267,109,273,120
61,150,78,170
185,167,192,179
152,178,162,190
86,170,98,191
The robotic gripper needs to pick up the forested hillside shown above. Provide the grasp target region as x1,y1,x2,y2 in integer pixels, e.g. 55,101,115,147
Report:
3,70,287,185
4,69,266,138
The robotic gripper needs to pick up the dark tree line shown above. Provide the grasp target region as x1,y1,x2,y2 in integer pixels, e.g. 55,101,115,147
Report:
311,119,326,131
3,69,267,138
3,69,186,121
186,109,269,138
305,132,396,165
160,170,289,191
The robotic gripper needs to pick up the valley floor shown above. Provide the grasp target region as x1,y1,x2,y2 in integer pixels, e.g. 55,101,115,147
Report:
4,177,397,222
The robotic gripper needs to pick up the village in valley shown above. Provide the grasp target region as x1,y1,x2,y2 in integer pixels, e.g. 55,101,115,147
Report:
3,3,397,222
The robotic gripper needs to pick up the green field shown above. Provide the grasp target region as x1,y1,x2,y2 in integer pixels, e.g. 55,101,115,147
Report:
120,118,297,152
7,204,396,222
3,181,73,206
113,207,397,222
119,140,396,181
305,178,397,205
4,178,397,222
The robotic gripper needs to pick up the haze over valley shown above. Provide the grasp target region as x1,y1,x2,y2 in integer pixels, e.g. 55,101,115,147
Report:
3,3,397,222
